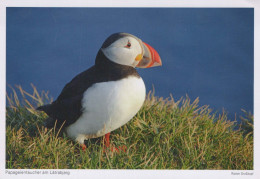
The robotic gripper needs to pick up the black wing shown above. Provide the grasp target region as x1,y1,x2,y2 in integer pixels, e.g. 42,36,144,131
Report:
37,66,99,128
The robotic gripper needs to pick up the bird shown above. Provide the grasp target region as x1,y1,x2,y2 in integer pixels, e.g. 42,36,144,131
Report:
37,32,162,152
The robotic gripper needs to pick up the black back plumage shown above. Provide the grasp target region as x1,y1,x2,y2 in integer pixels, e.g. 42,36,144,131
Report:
37,49,140,129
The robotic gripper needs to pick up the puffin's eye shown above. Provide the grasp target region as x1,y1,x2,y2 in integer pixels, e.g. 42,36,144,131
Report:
125,41,131,48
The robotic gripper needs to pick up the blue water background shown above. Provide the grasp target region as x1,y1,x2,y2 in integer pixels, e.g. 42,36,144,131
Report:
6,8,254,122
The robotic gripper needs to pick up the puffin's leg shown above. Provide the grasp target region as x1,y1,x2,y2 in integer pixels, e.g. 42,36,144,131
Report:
80,139,88,151
81,144,87,151
105,133,111,147
104,133,119,152
104,133,127,153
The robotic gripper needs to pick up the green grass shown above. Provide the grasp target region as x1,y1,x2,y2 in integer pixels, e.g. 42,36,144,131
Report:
6,85,253,169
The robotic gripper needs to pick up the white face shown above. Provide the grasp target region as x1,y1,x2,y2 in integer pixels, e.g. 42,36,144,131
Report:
101,36,143,67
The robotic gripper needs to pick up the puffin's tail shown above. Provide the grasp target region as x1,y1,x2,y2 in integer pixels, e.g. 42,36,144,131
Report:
37,104,52,112
37,104,56,128
43,117,57,128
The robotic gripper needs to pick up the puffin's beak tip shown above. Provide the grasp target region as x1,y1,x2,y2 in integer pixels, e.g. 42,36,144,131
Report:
136,42,162,68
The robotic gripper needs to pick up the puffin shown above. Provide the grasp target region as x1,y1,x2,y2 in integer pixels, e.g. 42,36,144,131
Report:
37,32,162,151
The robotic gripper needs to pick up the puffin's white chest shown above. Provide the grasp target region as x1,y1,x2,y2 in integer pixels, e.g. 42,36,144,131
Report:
66,76,146,143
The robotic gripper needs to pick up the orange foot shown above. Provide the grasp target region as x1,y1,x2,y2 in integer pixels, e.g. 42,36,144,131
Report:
110,145,127,153
81,144,87,151
103,145,127,153
103,133,127,153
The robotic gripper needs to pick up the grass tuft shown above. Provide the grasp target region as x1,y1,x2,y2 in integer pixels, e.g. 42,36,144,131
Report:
6,85,253,169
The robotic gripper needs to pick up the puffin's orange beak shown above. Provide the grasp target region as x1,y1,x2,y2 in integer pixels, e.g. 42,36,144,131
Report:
136,42,162,68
